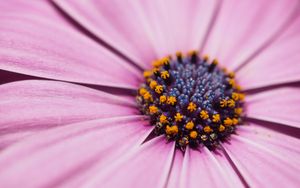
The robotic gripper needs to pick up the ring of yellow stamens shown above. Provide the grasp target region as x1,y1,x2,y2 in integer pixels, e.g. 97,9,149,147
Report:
137,51,245,150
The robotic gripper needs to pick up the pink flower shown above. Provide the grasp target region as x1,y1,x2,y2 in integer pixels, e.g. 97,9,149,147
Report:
0,0,300,188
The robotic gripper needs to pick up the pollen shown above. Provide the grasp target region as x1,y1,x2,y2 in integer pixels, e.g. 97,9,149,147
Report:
137,51,245,150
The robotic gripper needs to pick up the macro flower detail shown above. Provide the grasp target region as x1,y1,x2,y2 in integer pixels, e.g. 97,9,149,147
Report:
137,52,244,150
0,0,300,188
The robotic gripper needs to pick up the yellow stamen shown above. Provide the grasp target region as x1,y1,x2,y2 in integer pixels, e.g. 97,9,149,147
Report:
239,93,245,101
143,70,152,78
174,113,183,122
228,79,235,87
166,125,178,135
176,51,183,59
232,118,239,125
139,88,147,96
200,110,209,120
203,126,213,133
234,108,243,116
190,131,198,139
203,55,209,61
185,121,194,130
228,72,235,78
152,68,160,75
159,95,167,103
149,80,158,89
159,114,168,124
152,60,162,68
149,105,158,114
227,99,235,108
155,85,163,94
161,71,170,79
219,125,225,132
187,102,197,112
212,59,218,65
212,114,220,123
232,92,240,101
161,57,170,66
224,118,233,126
188,50,197,56
167,96,177,105
220,99,227,108
143,92,152,101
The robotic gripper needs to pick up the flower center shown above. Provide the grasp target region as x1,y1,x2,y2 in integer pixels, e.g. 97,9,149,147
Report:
137,51,244,150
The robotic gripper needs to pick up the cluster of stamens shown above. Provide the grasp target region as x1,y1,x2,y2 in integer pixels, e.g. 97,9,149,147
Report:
136,51,244,150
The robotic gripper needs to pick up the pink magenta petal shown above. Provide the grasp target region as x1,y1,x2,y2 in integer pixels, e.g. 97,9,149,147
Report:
222,123,300,188
53,0,218,67
202,0,299,70
179,147,244,188
0,80,138,133
246,87,300,128
0,116,153,187
81,136,175,188
0,0,141,89
236,17,300,90
167,150,184,188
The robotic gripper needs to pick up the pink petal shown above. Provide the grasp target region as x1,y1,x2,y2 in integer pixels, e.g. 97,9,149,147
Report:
222,123,300,188
246,87,300,128
179,147,244,188
81,136,175,188
53,0,219,67
202,0,299,70
167,150,184,188
0,80,137,133
0,116,153,187
236,16,300,90
0,0,141,89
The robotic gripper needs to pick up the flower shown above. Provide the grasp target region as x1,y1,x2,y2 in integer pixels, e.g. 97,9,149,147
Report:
0,0,300,188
